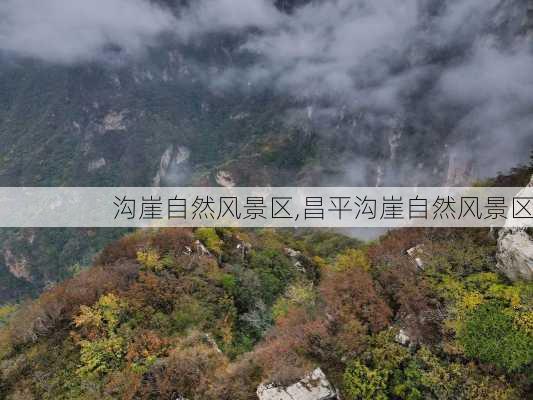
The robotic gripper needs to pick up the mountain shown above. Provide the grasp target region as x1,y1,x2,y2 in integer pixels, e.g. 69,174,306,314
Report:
1,2,533,397
1,0,531,189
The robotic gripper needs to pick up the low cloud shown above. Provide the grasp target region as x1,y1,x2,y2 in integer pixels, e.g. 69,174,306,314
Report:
437,42,533,175
212,0,532,180
240,0,420,106
0,0,176,63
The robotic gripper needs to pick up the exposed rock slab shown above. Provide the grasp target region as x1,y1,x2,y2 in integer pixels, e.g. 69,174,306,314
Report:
257,368,338,400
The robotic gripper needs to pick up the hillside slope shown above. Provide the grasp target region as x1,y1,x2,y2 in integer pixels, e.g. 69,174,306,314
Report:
0,226,531,399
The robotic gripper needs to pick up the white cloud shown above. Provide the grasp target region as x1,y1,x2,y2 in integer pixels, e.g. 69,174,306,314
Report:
216,0,532,178
239,0,420,105
0,0,176,63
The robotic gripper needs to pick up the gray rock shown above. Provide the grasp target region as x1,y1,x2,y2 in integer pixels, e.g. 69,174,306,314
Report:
257,368,338,400
496,175,533,281
194,240,211,256
496,229,533,281
88,157,106,172
406,245,425,270
285,248,302,258
216,170,236,187
153,145,190,186
394,329,411,346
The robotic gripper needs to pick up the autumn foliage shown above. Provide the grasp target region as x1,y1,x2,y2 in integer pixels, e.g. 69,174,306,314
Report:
0,227,531,400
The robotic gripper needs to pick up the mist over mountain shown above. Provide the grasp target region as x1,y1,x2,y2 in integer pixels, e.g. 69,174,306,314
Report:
0,0,531,187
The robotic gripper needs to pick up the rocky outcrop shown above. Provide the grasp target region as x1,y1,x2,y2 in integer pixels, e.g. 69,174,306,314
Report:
3,249,32,282
88,158,106,172
102,110,127,131
496,175,533,281
194,240,211,257
497,230,533,281
153,145,190,186
216,170,236,187
257,368,338,400
406,245,425,270
285,248,302,258
236,239,252,259
394,329,411,347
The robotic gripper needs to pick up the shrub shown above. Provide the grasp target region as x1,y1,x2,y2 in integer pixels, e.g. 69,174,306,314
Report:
97,229,194,265
321,267,392,333
137,333,227,399
0,304,18,327
458,301,533,373
205,355,262,400
514,310,533,335
171,296,209,333
424,237,493,276
124,271,184,315
333,248,370,271
125,330,169,372
4,262,138,346
255,307,328,385
136,249,163,271
343,360,389,400
272,282,315,321
376,263,439,344
77,335,126,379
74,293,126,338
74,294,129,379
248,249,296,306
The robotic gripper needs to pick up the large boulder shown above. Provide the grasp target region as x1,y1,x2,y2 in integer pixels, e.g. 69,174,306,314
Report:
496,175,533,281
257,368,338,400
497,229,533,281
